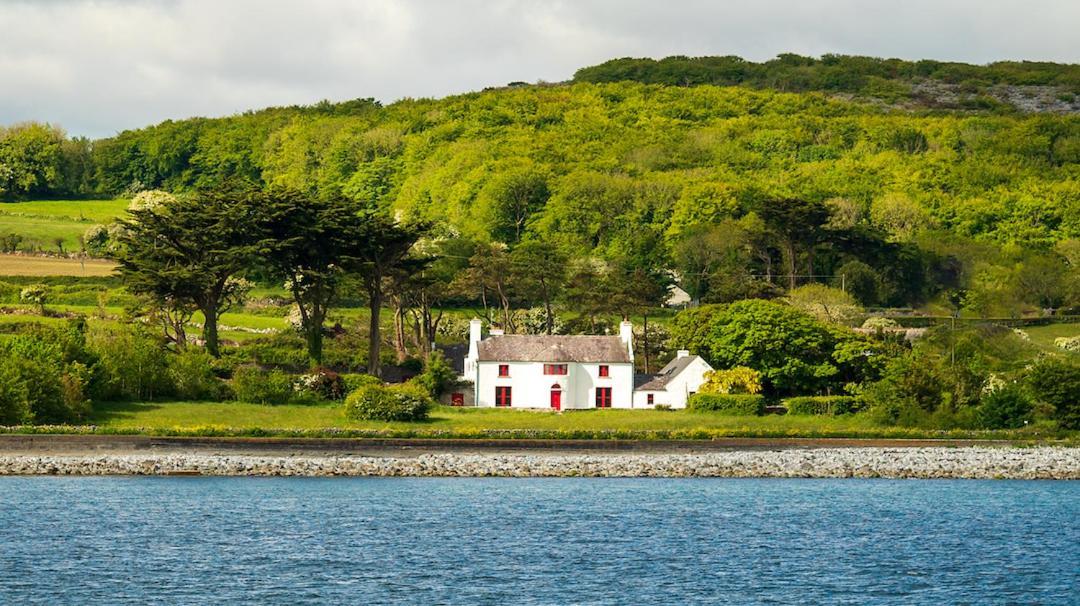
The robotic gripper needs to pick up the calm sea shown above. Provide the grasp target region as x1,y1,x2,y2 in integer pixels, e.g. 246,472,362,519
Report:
0,477,1076,604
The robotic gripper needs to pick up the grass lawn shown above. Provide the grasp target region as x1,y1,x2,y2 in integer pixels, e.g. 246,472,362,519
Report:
80,401,1070,441
0,199,128,253
0,254,116,277
1025,322,1080,349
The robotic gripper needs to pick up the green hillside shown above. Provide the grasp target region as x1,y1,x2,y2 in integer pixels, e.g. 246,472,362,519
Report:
0,199,127,253
1,59,1078,313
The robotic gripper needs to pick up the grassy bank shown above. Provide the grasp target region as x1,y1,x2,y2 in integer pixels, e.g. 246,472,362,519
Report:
0,199,128,253
0,402,1064,442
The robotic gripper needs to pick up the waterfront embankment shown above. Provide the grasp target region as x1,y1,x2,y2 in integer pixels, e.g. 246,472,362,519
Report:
0,447,1076,479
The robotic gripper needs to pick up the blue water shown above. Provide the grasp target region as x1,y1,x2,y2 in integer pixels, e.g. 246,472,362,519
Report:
0,478,1076,604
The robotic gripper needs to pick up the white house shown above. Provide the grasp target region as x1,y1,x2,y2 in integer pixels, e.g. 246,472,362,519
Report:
453,319,711,410
632,351,713,409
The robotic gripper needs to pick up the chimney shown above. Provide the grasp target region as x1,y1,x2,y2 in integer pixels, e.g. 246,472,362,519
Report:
467,318,483,363
677,350,690,359
619,320,634,362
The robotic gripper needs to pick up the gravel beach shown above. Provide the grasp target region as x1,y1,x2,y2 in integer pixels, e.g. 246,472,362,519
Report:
0,447,1077,479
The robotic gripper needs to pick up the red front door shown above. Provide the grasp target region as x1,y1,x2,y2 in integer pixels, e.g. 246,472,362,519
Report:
550,389,561,411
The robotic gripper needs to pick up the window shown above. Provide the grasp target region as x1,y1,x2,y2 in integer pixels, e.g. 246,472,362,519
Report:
496,386,512,407
647,393,654,406
498,364,509,377
598,365,609,377
595,387,612,408
543,364,568,375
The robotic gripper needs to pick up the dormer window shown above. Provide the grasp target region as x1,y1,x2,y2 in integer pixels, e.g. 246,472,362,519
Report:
544,364,568,375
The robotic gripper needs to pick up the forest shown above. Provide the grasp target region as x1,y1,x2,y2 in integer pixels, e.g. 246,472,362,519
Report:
2,73,1078,314
573,54,1080,98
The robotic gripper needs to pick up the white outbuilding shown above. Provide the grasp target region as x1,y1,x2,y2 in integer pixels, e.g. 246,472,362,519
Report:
632,351,713,409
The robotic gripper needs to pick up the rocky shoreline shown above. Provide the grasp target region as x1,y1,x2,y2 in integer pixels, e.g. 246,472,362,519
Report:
0,447,1077,479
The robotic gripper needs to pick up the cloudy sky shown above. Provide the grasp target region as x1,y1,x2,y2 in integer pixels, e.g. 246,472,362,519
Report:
2,0,1077,138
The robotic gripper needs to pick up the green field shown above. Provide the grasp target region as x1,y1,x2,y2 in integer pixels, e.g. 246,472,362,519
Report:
1025,323,1080,349
0,199,128,254
0,254,116,276
77,401,1071,441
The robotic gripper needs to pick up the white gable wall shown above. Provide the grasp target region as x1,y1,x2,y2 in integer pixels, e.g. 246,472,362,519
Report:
475,361,634,409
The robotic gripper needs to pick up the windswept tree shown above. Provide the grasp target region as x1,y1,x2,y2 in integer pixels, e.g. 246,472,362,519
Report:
600,258,671,373
356,213,427,378
755,198,830,289
262,190,371,366
451,242,517,332
115,185,266,356
510,240,567,335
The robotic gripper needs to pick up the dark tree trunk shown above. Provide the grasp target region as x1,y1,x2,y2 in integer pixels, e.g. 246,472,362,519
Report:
202,303,219,357
393,298,407,363
306,304,325,367
783,239,797,290
368,286,383,378
306,324,323,367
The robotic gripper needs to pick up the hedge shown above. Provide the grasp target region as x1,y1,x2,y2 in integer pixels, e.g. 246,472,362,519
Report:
344,383,432,422
784,396,863,416
687,393,765,416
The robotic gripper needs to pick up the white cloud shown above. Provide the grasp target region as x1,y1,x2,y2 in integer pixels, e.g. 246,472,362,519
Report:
0,0,1077,137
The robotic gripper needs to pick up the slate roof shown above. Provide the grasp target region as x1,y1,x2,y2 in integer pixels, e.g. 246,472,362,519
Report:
477,335,631,363
635,355,700,391
438,343,468,375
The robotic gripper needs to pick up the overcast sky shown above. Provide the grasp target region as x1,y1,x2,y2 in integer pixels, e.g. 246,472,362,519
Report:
2,0,1078,138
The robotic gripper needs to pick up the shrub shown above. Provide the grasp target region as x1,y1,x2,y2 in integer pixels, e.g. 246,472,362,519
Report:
342,373,383,394
231,365,294,405
687,393,765,416
168,349,224,401
414,351,458,398
1054,336,1080,352
88,326,173,401
784,284,863,326
700,366,763,395
20,284,49,314
296,367,348,401
861,316,899,330
1027,358,1080,430
784,396,863,415
344,383,432,422
0,334,91,424
978,384,1033,429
